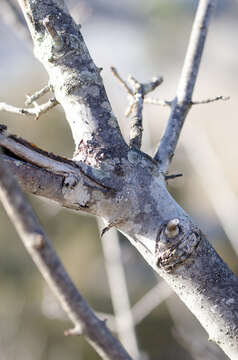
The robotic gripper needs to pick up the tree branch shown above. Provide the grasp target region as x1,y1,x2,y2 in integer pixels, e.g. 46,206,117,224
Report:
98,220,141,359
154,0,215,172
0,1,236,358
25,84,51,105
0,98,58,120
18,0,128,165
0,125,120,211
0,153,132,360
111,67,163,150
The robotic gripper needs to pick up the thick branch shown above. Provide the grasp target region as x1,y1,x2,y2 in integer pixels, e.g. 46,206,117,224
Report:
0,154,132,360
18,0,128,166
0,126,121,211
154,0,215,172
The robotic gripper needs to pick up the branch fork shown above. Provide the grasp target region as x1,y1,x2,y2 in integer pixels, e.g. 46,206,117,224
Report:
111,66,163,150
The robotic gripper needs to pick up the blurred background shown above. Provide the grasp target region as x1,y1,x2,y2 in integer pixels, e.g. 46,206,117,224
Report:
0,0,238,359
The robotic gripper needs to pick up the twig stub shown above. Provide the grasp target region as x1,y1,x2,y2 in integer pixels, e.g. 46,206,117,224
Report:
111,66,163,150
165,219,180,238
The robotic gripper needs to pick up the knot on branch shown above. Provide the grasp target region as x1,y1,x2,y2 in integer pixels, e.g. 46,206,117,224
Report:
155,219,201,272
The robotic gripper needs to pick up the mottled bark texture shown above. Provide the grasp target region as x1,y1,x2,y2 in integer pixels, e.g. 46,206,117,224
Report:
0,0,237,359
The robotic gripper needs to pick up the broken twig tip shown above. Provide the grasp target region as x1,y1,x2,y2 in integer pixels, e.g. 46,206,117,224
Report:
165,173,183,181
190,95,230,106
64,326,83,336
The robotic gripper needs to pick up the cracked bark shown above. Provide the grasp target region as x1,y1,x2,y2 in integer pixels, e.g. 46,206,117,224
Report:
1,0,238,359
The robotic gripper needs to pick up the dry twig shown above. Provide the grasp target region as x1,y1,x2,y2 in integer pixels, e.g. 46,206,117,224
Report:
154,0,215,172
0,98,58,120
111,66,163,150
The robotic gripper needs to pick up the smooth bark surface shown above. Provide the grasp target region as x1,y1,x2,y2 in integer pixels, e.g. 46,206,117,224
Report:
0,0,237,359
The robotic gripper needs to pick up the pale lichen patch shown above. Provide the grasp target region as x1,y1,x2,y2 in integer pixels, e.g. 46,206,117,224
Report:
62,175,90,207
144,203,152,213
127,150,140,165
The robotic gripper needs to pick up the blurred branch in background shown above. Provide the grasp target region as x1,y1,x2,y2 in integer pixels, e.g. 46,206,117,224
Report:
154,0,215,172
0,0,30,42
183,122,238,255
132,281,172,326
98,220,142,359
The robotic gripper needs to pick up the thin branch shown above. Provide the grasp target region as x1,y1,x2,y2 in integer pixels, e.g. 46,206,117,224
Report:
25,85,51,105
190,95,230,105
98,220,141,359
145,95,228,107
0,98,58,120
111,67,133,95
144,98,172,107
154,0,215,172
0,153,132,360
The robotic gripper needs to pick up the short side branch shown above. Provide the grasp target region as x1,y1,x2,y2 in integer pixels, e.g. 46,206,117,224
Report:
0,98,58,120
154,0,215,172
25,84,51,105
111,67,163,150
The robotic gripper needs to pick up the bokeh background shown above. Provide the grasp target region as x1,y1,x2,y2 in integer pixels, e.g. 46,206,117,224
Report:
0,0,238,359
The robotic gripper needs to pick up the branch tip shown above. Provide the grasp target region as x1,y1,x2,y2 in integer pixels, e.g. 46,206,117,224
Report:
0,98,58,120
154,0,216,171
110,66,132,95
165,173,183,180
190,95,230,106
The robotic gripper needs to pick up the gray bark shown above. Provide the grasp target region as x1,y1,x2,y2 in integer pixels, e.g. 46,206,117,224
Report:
0,0,237,359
